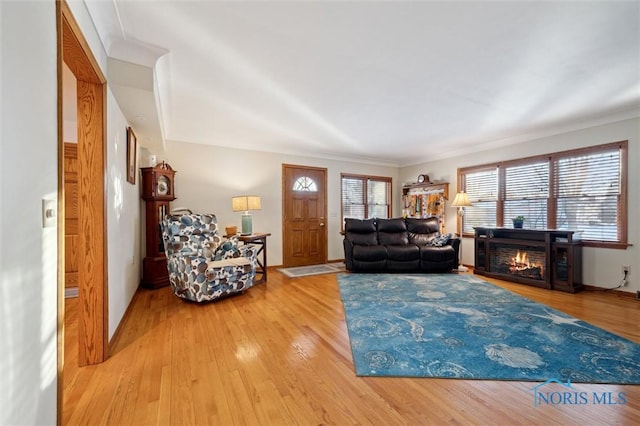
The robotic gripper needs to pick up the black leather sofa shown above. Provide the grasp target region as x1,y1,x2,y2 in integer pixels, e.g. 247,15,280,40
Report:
343,217,460,273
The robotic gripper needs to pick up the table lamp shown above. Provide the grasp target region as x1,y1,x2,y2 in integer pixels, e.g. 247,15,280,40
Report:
232,195,261,235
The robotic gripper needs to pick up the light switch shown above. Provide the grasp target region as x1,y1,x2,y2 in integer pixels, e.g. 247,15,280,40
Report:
42,199,56,228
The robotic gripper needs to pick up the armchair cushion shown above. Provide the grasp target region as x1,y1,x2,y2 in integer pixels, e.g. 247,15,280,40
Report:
164,213,222,259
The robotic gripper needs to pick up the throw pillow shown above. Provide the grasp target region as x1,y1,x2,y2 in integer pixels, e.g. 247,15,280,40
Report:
428,233,452,247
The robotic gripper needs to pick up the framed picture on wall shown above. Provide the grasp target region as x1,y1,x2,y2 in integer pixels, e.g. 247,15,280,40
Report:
126,126,137,184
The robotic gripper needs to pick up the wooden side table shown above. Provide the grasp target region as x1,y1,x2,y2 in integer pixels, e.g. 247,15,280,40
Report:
236,233,271,284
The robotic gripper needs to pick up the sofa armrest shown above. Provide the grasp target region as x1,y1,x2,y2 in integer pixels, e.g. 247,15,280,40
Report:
448,237,461,268
238,245,258,268
343,239,354,271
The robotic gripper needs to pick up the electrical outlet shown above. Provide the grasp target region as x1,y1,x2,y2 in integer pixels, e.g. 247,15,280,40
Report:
622,265,630,274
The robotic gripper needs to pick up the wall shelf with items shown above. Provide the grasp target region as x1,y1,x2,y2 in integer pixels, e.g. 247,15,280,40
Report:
401,181,449,234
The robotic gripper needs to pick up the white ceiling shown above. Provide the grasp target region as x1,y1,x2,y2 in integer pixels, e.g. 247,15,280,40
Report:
85,1,640,167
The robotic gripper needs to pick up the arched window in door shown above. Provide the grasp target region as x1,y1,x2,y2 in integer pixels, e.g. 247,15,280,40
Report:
293,176,318,192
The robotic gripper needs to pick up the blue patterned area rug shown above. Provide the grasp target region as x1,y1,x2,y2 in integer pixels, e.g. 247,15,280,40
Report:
338,273,640,384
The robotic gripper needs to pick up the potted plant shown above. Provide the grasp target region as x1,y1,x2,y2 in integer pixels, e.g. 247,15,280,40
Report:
512,215,525,229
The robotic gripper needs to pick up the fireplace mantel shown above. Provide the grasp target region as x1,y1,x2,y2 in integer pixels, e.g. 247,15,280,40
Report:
474,227,583,293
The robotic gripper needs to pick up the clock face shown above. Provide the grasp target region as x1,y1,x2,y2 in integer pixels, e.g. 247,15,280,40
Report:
418,174,429,183
157,175,170,196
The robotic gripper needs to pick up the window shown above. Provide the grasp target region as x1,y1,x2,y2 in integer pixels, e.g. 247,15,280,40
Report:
458,141,628,247
554,148,622,242
463,167,497,232
293,176,317,192
341,174,392,227
503,161,549,230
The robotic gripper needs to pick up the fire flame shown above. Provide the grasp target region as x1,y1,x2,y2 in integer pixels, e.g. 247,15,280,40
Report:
513,250,528,266
510,250,543,276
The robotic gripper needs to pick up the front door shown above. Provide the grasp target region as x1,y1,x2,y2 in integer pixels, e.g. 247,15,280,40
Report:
282,164,327,267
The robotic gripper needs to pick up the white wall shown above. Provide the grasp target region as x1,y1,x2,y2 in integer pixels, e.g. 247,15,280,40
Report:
402,118,640,294
0,1,142,424
164,142,399,265
106,90,141,339
1,1,58,424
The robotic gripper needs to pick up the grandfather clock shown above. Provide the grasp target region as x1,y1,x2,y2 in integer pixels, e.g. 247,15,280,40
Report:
140,161,176,289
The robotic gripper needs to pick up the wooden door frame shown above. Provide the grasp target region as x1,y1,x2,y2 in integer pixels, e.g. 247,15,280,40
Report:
57,0,108,421
281,164,328,267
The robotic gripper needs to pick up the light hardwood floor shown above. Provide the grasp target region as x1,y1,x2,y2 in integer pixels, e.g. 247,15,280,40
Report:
63,269,640,425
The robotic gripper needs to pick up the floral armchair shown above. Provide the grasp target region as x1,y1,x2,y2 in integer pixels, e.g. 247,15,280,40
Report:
161,213,257,302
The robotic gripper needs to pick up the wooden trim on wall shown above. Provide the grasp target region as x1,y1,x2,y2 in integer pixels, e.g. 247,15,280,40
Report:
56,4,65,424
58,0,109,387
60,2,104,84
76,79,108,365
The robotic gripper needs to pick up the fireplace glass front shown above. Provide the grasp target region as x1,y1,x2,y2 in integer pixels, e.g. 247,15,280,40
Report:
489,243,546,281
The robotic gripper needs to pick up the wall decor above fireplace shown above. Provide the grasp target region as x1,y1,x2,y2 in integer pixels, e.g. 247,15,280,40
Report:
474,227,583,293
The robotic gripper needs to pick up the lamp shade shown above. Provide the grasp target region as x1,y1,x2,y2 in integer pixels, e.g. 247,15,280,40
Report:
451,192,472,208
232,195,262,212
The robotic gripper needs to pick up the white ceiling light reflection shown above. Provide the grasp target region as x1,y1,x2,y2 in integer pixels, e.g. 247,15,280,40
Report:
235,342,261,362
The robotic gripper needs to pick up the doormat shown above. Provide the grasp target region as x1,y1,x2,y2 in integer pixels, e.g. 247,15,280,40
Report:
278,263,346,278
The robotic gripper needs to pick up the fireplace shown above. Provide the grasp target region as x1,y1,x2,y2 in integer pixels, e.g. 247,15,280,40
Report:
474,228,583,293
491,245,545,280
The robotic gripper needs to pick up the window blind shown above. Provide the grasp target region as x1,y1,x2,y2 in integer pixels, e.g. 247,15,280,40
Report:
463,168,497,233
367,179,390,219
504,162,549,229
341,175,392,223
341,177,365,219
554,148,621,241
457,141,626,245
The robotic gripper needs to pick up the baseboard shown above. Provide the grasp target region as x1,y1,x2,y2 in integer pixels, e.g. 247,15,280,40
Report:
108,289,143,350
583,284,638,298
469,267,636,298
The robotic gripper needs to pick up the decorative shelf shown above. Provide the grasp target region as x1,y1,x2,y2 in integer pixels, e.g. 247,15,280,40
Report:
402,182,449,199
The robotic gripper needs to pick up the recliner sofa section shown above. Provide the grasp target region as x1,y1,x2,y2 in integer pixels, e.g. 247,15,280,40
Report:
343,217,460,273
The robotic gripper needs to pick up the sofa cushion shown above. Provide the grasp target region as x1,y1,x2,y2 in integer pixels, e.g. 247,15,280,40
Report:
377,218,407,232
344,218,378,245
386,244,419,261
406,217,440,245
406,217,440,233
352,245,387,262
388,259,421,272
353,259,387,271
345,218,376,233
377,218,409,245
419,245,455,261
